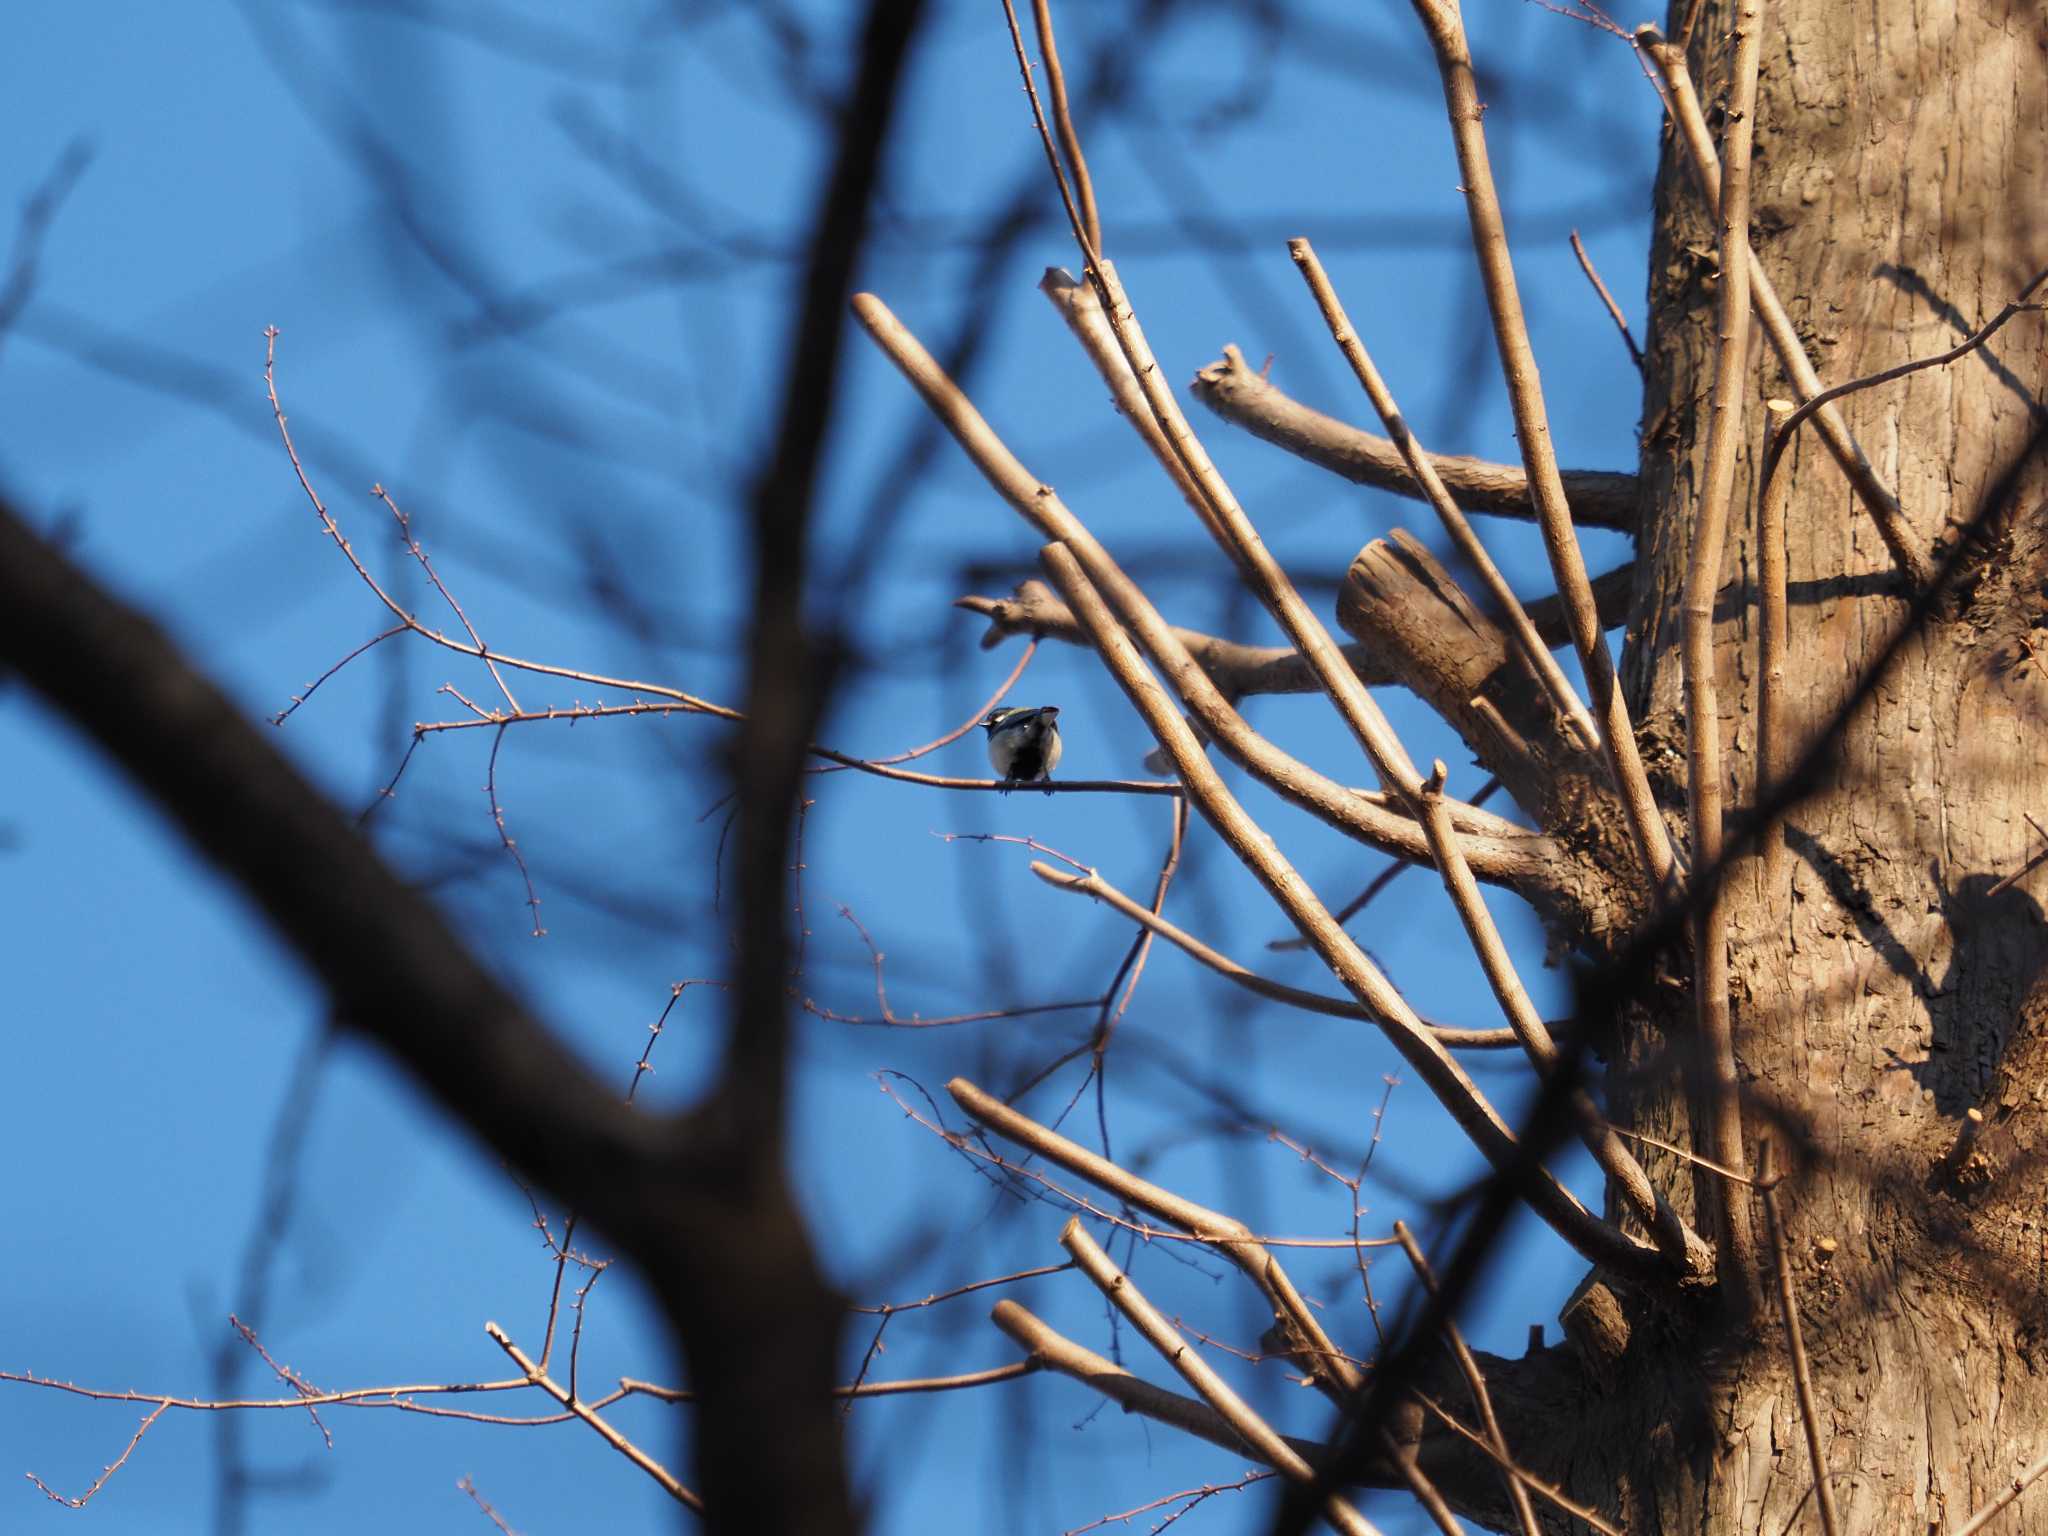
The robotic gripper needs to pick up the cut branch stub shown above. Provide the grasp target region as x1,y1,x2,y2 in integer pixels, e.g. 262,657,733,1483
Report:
1338,529,1652,954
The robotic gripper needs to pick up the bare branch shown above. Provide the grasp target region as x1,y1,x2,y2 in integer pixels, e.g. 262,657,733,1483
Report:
853,295,1564,900
1027,1,1101,256
486,1323,701,1511
1681,0,1766,1298
1569,229,1645,374
457,1475,523,1536
1756,399,1794,895
1188,344,1640,533
948,1077,1365,1396
1059,1221,1384,1536
1029,859,1520,1047
1951,1448,2048,1536
25,1402,168,1510
957,567,1637,699
991,1301,1335,1468
1408,0,1682,897
1755,261,2048,551
1411,1395,1624,1536
0,138,93,364
1289,236,1601,754
1031,544,1670,1281
621,1361,1041,1403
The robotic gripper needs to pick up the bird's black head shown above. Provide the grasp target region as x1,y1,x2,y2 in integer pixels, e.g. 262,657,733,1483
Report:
982,705,1057,734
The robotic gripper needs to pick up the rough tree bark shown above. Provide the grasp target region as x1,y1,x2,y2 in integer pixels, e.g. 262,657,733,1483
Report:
1542,1,2048,1530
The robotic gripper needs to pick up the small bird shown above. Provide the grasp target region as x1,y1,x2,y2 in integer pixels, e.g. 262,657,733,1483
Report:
982,706,1063,792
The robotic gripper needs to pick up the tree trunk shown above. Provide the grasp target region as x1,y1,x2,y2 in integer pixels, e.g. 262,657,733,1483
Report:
1578,0,2048,1529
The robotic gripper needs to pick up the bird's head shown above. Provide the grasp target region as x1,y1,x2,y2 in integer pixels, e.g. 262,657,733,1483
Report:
982,705,1057,734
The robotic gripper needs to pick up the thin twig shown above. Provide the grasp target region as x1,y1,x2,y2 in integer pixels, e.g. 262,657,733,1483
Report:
485,1322,702,1511
1951,1448,2048,1536
272,623,406,726
484,723,546,935
624,1360,1041,1404
1066,1471,1272,1536
373,483,521,713
1681,0,1765,1299
457,1475,524,1536
26,1402,169,1509
1758,1140,1840,1536
0,1367,585,1422
1268,779,1503,953
1085,794,1188,1130
416,700,1177,795
892,1077,1396,1257
803,901,1101,1027
1569,229,1644,373
229,1315,331,1447
1604,1124,1763,1188
1028,0,1101,255
1374,1421,1465,1536
1030,860,1518,1048
1987,812,2048,898
812,639,1038,773
0,138,93,361
1755,262,2048,547
1412,1394,1625,1536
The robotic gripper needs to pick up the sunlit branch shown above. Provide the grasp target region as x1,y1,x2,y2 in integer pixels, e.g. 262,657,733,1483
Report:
853,294,1562,897
1187,343,1640,533
1289,237,1600,755
1029,859,1520,1048
486,1322,702,1511
948,1077,1367,1395
1030,546,1670,1281
1060,1221,1384,1536
1680,0,1766,1298
1408,0,1681,897
1756,399,1794,895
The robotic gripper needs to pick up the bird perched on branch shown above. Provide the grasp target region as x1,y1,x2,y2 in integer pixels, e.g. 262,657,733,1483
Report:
982,706,1062,792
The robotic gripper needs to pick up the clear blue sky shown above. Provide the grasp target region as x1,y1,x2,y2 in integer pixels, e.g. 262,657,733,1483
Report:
1,3,1661,1531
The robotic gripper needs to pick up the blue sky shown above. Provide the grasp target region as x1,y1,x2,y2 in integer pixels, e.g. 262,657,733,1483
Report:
1,3,1663,1531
